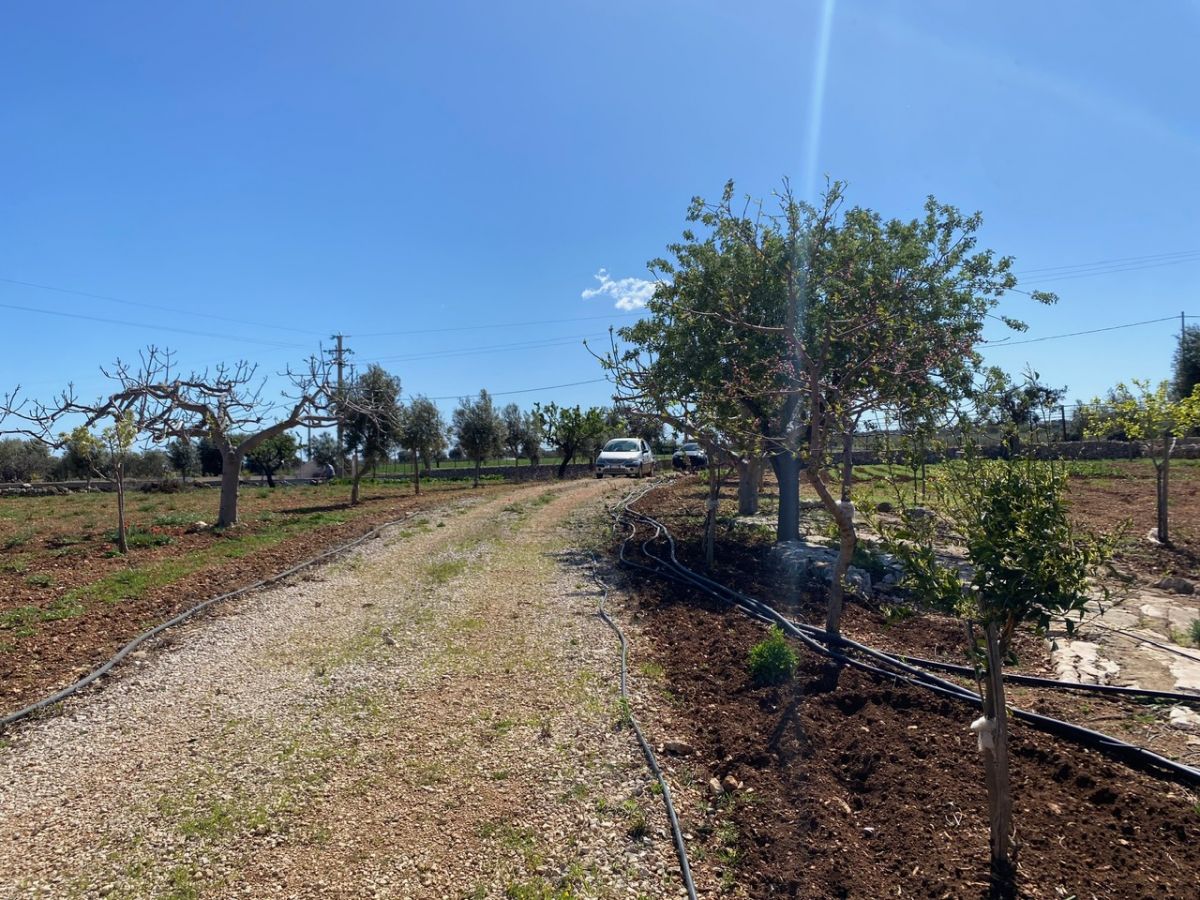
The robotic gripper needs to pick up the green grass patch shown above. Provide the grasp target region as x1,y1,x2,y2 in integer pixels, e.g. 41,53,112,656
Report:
24,572,53,588
425,556,468,583
2,528,36,550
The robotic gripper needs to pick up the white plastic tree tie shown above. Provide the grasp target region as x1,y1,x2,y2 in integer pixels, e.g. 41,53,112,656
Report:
970,715,996,752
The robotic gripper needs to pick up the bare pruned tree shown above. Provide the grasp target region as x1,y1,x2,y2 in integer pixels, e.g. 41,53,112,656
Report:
2,346,339,529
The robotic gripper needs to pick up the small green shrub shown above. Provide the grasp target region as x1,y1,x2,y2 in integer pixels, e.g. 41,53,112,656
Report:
748,626,797,686
1190,617,1200,647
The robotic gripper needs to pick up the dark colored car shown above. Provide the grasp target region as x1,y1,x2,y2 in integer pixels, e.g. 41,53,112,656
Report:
672,442,707,469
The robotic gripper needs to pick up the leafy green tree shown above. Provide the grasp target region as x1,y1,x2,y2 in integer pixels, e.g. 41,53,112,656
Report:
400,395,446,495
167,438,199,482
606,178,1045,636
975,367,1066,456
1082,378,1200,544
343,365,402,504
535,402,607,478
877,458,1113,894
0,439,52,483
452,390,503,488
245,432,300,488
62,413,139,553
308,432,340,468
197,436,223,476
1173,323,1200,401
522,407,544,468
500,402,530,465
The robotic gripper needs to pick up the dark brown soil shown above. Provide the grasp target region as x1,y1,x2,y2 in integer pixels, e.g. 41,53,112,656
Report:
618,477,1200,899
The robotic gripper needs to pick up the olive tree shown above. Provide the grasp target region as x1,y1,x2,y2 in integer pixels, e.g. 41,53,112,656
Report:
342,365,402,505
876,458,1113,894
534,402,607,478
452,390,503,488
245,432,300,488
400,395,445,495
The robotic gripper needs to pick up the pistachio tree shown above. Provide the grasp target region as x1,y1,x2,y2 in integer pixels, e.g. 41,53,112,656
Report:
534,403,607,478
63,413,138,553
1082,379,1200,545
605,178,1046,637
877,458,1113,892
342,365,402,505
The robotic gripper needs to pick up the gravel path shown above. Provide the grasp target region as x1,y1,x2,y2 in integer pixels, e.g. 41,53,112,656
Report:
0,478,686,899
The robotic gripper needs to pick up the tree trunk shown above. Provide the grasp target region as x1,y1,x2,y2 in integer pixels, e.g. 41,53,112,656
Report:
736,456,762,516
840,428,854,502
804,465,856,639
473,458,481,488
413,454,421,496
770,450,800,543
1157,436,1171,544
115,471,128,554
265,470,276,488
982,622,1015,896
704,464,721,570
217,450,242,528
556,452,572,479
351,471,362,505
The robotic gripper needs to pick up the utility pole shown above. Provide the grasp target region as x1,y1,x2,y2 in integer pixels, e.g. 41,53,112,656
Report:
330,334,350,476
1060,405,1067,442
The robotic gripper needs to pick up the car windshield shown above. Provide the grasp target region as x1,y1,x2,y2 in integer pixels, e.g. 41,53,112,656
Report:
681,443,700,451
603,439,639,452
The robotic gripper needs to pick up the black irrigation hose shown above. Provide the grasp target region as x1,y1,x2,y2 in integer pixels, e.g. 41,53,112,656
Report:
615,495,1200,789
589,549,698,900
888,653,1200,704
1,513,416,731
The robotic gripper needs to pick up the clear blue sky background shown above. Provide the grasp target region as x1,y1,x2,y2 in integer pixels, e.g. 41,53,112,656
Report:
2,1,1198,434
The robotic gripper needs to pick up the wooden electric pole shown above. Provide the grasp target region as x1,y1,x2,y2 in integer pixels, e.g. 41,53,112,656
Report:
330,334,350,475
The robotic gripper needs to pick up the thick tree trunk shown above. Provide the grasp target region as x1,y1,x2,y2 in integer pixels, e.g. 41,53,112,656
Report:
265,470,276,488
736,456,763,516
351,472,362,505
770,450,800,543
217,450,242,528
982,622,1015,896
473,458,481,488
556,452,572,479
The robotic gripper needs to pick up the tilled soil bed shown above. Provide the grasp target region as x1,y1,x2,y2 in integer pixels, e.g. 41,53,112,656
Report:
616,478,1200,899
0,480,503,717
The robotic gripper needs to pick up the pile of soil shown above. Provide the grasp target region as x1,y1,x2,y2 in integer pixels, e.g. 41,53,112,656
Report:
619,478,1200,898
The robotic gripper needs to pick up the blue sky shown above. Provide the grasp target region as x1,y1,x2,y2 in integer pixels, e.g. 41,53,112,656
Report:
2,1,1198,433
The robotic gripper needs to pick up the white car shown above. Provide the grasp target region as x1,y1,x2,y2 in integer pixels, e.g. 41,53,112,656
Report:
595,438,655,478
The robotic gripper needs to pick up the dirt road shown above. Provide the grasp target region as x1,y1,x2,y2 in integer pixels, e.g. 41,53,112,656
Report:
0,478,684,899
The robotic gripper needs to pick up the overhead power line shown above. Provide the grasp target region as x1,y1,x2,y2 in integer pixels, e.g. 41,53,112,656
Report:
356,311,642,338
0,276,324,337
420,378,610,402
985,315,1185,348
1014,249,1200,278
0,300,312,350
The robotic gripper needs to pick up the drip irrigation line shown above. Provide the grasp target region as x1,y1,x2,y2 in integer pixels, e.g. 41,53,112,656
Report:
888,654,1200,704
613,493,1200,788
588,545,697,900
0,513,417,731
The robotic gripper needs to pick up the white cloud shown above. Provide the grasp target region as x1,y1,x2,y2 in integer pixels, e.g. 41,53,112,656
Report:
581,268,657,311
